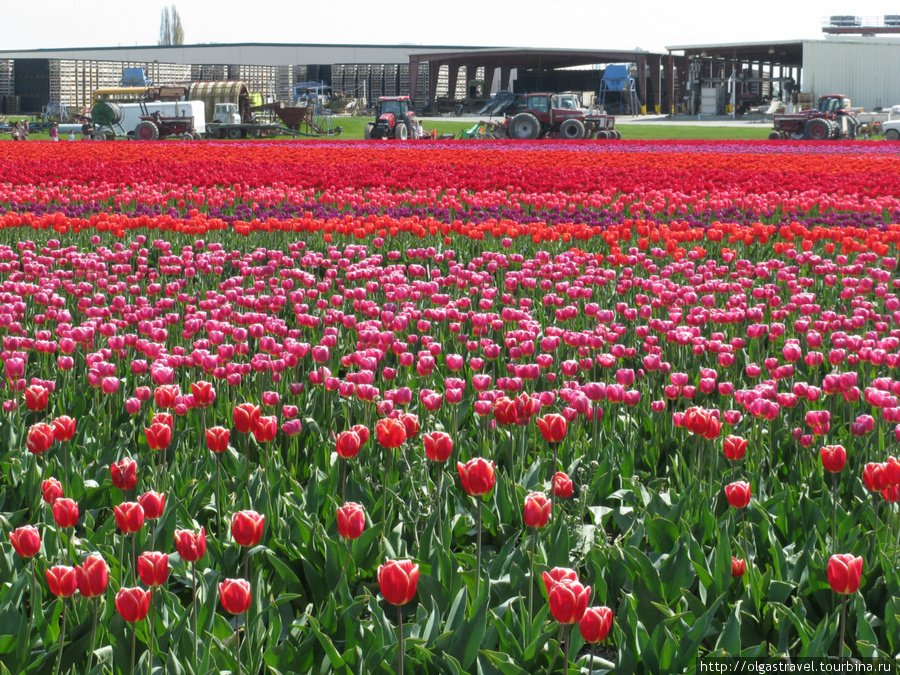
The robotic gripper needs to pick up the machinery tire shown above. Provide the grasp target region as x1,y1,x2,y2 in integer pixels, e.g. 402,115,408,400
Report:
394,123,409,140
91,131,106,141
612,130,622,139
827,119,840,140
596,130,610,140
181,132,193,141
105,131,116,141
134,121,159,141
559,118,586,139
192,133,202,141
226,128,242,140
508,112,541,140
768,131,783,140
886,129,900,141
364,123,374,140
803,118,830,140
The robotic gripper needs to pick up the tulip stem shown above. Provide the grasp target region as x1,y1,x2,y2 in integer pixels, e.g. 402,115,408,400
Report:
216,454,223,538
87,596,98,675
528,529,537,623
53,598,65,675
341,458,347,502
547,624,563,675
590,643,596,673
839,593,847,658
563,623,573,674
192,561,198,663
150,588,156,673
435,466,443,537
119,533,126,589
132,534,137,586
235,614,242,675
832,472,838,556
130,623,136,675
397,605,404,675
476,497,483,598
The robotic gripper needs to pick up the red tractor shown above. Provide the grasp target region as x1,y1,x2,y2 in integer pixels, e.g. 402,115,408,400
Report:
364,96,419,140
503,93,619,140
770,95,859,140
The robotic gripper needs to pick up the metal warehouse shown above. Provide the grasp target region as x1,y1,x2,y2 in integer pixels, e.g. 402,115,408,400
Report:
2,28,900,117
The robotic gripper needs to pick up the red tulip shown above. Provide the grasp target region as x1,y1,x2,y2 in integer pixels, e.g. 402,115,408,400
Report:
137,551,169,587
114,502,145,534
335,430,362,459
731,557,746,578
45,565,78,598
25,385,49,412
524,492,552,528
537,414,567,444
337,502,366,539
42,478,63,504
375,417,406,448
233,403,261,434
174,528,206,562
398,413,420,440
116,587,151,622
138,491,166,520
77,555,108,598
52,498,79,529
145,422,172,451
423,431,453,462
154,385,179,410
191,381,216,408
9,525,41,558
723,435,747,461
552,471,574,498
351,424,370,446
231,510,265,547
252,415,278,443
579,605,613,643
548,578,591,624
26,423,54,455
152,412,174,430
377,559,419,605
110,458,138,491
206,426,230,454
863,462,889,492
493,397,518,426
51,416,76,443
219,578,252,614
827,554,863,594
542,567,578,595
457,458,495,497
820,445,847,473
724,481,751,509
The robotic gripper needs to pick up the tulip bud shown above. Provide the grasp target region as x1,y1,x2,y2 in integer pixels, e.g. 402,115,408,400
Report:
116,587,151,622
377,559,419,605
137,551,169,587
9,525,41,558
46,565,78,598
724,481,751,509
524,492,552,528
337,502,366,540
231,510,265,547
827,554,863,594
457,458,496,497
552,471,574,498
174,528,206,562
52,498,79,529
579,605,613,643
219,578,252,614
423,431,453,463
138,491,166,520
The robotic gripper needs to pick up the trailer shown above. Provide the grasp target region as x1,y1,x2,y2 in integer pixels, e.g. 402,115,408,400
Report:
91,100,206,139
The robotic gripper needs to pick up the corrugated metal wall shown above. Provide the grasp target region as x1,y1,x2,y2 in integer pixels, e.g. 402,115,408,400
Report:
803,40,900,110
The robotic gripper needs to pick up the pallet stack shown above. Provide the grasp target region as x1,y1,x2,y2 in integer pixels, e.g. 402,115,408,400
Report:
383,65,398,96
369,64,384,105
331,65,344,98
275,65,293,102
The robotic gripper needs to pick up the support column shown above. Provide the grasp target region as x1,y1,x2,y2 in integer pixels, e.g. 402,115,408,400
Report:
500,66,512,92
409,55,419,107
649,55,661,114
666,52,675,115
447,65,460,101
428,61,440,110
636,56,647,115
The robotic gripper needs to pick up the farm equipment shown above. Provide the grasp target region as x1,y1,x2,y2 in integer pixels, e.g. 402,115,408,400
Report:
769,94,859,140
133,101,200,140
364,96,418,140
502,93,619,140
250,101,342,137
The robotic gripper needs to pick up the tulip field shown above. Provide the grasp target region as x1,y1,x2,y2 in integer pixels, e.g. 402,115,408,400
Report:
3,137,900,674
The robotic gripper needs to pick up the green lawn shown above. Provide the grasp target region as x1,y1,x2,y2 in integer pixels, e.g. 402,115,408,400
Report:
0,114,825,142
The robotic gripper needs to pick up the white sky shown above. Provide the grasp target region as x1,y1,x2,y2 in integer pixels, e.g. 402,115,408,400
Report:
2,1,900,52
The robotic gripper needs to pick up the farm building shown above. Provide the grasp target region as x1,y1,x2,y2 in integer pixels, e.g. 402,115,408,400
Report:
2,31,900,117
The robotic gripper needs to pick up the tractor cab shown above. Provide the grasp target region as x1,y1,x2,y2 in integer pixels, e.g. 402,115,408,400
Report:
377,97,411,123
817,95,851,114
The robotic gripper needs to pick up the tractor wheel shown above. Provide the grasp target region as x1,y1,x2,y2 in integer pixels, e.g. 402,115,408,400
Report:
508,112,541,140
364,123,374,140
181,132,193,141
559,118,586,139
886,129,900,141
134,121,159,141
768,131,783,140
803,118,830,140
394,123,409,140
192,133,202,141
226,128,242,140
611,130,622,140
826,119,840,139
596,130,610,140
